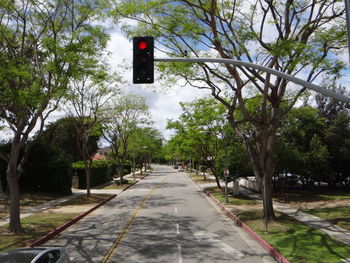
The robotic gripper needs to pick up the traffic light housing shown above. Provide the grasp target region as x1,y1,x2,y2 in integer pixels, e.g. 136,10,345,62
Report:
133,37,154,84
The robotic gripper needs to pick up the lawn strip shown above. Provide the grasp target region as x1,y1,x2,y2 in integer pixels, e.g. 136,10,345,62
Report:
188,173,216,183
0,212,79,253
210,191,258,205
62,194,112,205
101,180,135,190
302,206,350,231
273,188,350,203
0,193,113,253
238,211,350,263
205,186,350,263
1,193,63,218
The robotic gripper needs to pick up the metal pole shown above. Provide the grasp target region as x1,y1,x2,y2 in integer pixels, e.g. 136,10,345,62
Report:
155,57,350,105
345,0,350,64
225,177,228,204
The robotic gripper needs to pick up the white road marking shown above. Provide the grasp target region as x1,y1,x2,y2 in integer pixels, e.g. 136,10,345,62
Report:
176,224,180,235
175,207,178,213
178,244,183,263
190,228,245,259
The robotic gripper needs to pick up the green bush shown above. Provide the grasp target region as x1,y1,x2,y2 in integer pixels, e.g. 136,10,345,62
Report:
21,142,73,195
72,159,113,189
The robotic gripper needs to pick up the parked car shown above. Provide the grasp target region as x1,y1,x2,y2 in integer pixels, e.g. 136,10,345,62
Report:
178,166,185,172
0,247,71,263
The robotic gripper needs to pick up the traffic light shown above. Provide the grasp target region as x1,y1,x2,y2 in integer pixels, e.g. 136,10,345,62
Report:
133,37,154,84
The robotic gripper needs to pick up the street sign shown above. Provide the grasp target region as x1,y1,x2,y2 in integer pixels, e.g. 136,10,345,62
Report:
223,169,230,177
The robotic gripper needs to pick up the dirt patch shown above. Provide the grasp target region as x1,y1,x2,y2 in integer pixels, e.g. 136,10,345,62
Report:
46,204,94,214
226,203,263,216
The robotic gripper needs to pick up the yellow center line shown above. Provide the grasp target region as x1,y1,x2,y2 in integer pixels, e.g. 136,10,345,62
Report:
101,177,167,263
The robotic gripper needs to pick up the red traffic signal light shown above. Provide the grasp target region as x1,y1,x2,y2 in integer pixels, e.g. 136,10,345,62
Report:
138,40,148,50
133,37,154,84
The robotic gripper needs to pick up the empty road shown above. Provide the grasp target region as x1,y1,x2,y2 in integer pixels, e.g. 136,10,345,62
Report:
47,165,276,263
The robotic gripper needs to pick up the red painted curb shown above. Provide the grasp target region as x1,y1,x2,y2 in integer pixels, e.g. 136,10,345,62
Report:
28,194,117,247
204,190,290,263
27,174,151,247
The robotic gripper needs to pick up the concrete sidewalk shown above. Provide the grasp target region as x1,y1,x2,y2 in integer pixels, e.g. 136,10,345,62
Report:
196,174,350,246
0,193,84,227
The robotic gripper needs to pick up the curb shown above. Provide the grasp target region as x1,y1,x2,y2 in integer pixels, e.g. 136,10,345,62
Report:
27,194,117,247
27,173,151,247
203,190,289,263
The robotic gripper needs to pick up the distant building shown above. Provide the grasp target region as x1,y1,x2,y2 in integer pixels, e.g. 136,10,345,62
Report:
92,147,112,160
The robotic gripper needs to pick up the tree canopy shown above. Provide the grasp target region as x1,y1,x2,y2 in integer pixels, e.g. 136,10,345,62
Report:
112,0,348,220
0,0,111,233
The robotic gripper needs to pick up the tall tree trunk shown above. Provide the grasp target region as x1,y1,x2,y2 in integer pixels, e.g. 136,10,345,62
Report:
0,175,3,195
229,115,277,221
6,141,23,234
254,129,276,220
119,164,124,184
83,143,91,198
85,163,91,198
209,160,221,189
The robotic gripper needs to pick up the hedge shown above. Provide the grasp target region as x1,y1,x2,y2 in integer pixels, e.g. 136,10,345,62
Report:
72,159,114,189
21,142,73,195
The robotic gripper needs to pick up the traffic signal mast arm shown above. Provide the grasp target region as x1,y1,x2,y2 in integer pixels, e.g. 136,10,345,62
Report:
154,57,350,106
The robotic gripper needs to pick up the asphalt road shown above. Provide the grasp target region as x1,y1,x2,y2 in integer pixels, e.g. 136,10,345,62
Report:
47,165,276,263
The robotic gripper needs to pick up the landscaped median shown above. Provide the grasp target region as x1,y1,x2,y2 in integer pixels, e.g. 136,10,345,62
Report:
204,187,350,263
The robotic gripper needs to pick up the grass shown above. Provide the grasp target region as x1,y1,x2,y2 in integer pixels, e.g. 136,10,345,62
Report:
1,193,61,218
102,180,135,190
189,173,216,183
0,212,79,253
63,194,113,205
209,189,258,206
303,206,350,231
273,187,350,203
238,211,350,263
0,194,112,253
204,186,350,262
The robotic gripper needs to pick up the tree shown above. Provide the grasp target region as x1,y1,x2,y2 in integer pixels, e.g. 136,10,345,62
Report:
113,0,346,220
129,127,163,172
167,98,227,188
64,60,118,197
102,93,151,182
40,117,100,163
218,126,253,180
0,0,109,233
275,106,332,187
316,81,350,187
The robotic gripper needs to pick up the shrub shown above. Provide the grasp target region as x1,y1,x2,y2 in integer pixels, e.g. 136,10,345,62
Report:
21,142,73,195
72,159,113,189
